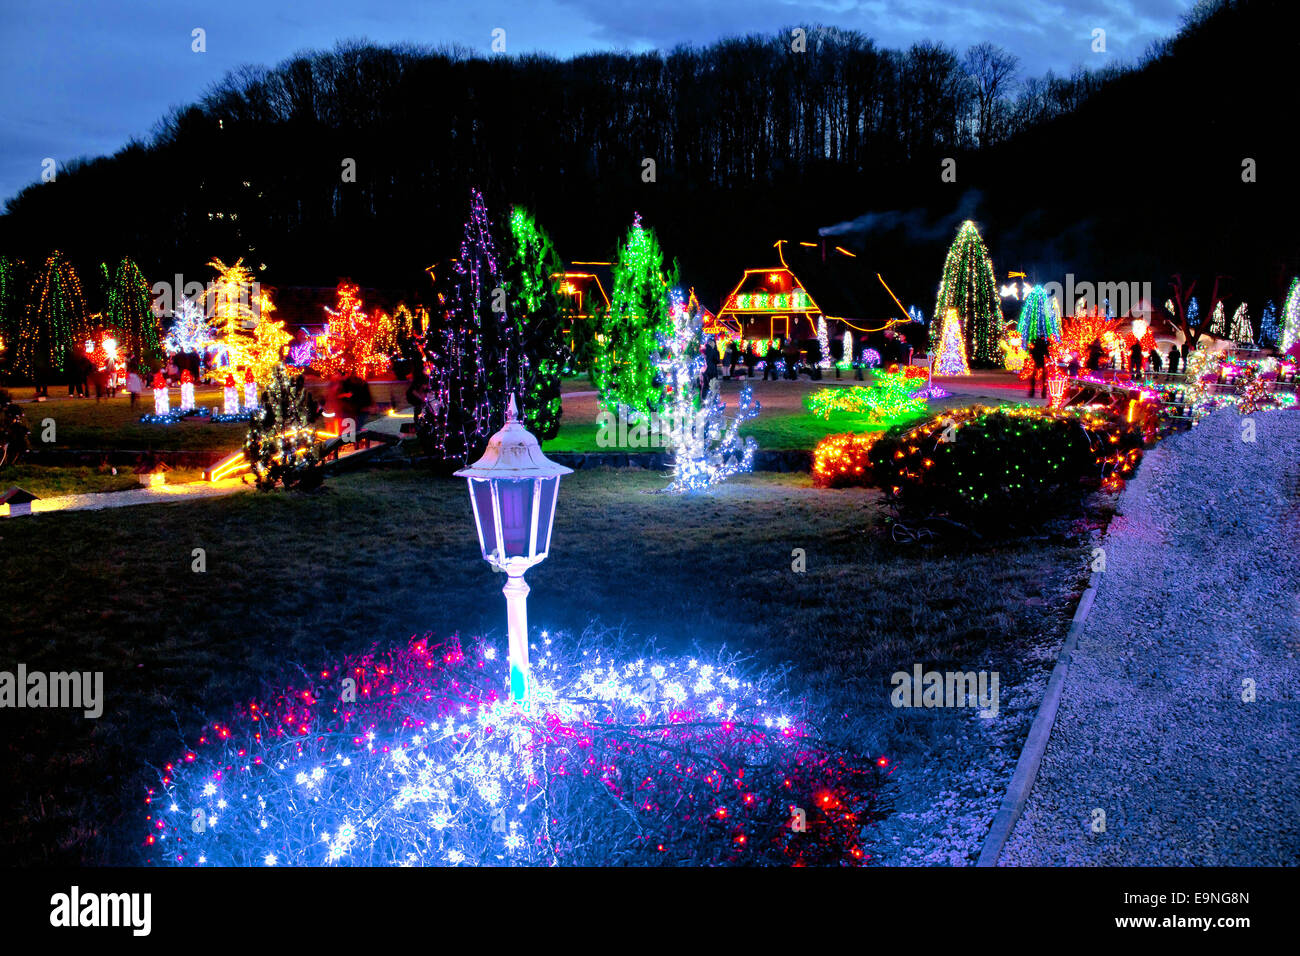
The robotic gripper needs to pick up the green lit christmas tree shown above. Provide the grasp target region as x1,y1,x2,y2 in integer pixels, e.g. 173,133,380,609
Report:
1281,279,1299,353
15,250,89,381
1017,285,1061,343
0,256,20,364
502,206,565,440
595,213,678,418
104,256,163,368
935,220,1002,367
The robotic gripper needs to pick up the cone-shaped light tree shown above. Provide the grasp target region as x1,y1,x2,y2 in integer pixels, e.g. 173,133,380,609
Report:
595,212,678,418
502,206,566,440
104,256,162,368
0,256,20,357
246,366,326,491
15,251,89,380
421,188,515,466
932,306,971,375
1228,303,1252,344
1017,285,1061,343
934,220,1002,366
1258,301,1279,348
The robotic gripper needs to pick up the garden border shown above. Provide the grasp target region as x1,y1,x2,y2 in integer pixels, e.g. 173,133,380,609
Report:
974,568,1099,866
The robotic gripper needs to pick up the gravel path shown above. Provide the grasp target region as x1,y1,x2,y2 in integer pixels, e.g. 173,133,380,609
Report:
2,476,249,516
1000,409,1300,865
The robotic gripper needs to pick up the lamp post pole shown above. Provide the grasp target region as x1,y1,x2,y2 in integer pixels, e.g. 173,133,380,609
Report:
456,395,572,705
502,572,531,701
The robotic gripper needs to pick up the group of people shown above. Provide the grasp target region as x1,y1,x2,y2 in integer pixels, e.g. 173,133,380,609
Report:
1025,337,1190,398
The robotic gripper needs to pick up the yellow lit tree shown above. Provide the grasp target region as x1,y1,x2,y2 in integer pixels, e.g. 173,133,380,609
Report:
205,257,258,368
245,287,292,386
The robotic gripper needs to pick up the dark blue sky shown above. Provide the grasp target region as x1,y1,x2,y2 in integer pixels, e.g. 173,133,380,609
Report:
0,0,1191,206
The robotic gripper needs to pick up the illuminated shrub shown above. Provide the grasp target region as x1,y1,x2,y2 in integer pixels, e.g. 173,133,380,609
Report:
867,405,1143,528
812,433,878,488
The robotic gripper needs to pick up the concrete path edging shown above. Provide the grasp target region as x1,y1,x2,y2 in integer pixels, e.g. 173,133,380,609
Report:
975,572,1100,866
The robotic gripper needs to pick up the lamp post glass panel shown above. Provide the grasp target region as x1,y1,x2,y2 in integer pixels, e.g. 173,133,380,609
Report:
456,396,572,702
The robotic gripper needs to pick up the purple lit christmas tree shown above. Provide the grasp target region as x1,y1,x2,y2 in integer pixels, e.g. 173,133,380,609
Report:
420,188,518,466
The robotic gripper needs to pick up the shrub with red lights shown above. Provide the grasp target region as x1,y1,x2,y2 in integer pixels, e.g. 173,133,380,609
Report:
143,631,891,866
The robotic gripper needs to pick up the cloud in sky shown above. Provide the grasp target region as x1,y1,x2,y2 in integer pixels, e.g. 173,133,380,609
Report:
0,0,1192,205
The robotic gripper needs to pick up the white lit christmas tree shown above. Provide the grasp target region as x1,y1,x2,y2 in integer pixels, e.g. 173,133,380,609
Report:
1229,303,1252,345
163,296,216,357
1209,300,1226,338
933,307,971,376
659,291,759,493
816,316,831,368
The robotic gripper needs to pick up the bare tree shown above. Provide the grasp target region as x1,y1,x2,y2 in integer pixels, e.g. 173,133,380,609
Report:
964,42,1019,147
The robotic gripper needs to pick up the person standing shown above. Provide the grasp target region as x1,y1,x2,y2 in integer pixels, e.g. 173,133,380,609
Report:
702,336,720,398
1149,348,1163,375
1086,340,1104,372
125,366,143,409
723,340,739,380
1129,339,1144,378
1028,336,1049,398
1167,344,1181,375
782,337,800,380
898,334,913,368
337,373,373,447
763,340,780,381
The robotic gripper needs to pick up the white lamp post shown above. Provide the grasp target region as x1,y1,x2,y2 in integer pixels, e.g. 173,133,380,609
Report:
455,395,572,703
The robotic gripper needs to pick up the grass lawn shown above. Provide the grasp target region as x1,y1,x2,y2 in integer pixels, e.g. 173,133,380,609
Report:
542,376,1017,452
0,463,205,498
0,466,1097,865
5,380,411,455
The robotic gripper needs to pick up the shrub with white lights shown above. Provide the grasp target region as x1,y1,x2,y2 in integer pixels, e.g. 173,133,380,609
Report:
143,630,890,866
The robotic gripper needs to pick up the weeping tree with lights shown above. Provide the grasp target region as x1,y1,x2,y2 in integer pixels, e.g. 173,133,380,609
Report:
1017,285,1061,343
104,256,162,368
595,213,678,418
420,188,516,466
934,220,1002,366
502,206,566,440
245,365,326,491
659,290,759,493
14,251,89,382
